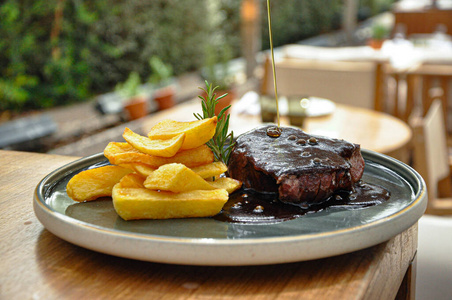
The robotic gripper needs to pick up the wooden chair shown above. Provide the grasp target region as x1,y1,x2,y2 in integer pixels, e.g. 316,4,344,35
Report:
375,63,452,130
261,55,377,109
374,62,418,122
416,64,452,132
411,99,452,215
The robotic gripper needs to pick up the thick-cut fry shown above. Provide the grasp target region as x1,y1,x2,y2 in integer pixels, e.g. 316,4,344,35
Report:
112,185,229,220
144,163,216,192
130,161,226,180
117,163,136,170
129,163,156,177
104,142,213,168
67,166,133,202
122,127,185,157
191,161,228,179
147,117,217,150
209,177,242,194
117,173,146,188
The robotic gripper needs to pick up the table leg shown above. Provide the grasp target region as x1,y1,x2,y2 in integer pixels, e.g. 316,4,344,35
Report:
395,253,417,300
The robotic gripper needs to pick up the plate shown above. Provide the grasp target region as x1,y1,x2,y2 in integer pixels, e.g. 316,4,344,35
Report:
34,150,426,266
303,97,336,117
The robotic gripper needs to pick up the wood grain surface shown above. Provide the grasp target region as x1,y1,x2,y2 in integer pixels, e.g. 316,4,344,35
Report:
0,150,417,299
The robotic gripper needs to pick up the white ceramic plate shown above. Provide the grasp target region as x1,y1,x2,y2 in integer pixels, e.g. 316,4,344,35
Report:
34,150,426,266
303,97,336,117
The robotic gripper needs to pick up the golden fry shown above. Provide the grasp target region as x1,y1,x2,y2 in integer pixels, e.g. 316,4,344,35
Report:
128,163,156,177
191,161,228,179
147,117,217,150
209,177,242,194
144,163,216,192
117,163,136,170
66,166,133,202
104,142,213,168
117,173,146,188
112,185,229,220
130,161,226,180
123,127,185,157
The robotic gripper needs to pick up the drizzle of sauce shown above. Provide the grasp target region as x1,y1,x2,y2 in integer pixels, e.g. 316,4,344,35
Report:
266,0,281,137
214,181,390,224
266,126,282,138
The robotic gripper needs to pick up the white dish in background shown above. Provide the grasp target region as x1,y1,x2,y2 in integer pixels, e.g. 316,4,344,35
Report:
301,96,336,117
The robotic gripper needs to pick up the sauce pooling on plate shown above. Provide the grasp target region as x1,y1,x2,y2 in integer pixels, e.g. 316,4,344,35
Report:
214,181,390,224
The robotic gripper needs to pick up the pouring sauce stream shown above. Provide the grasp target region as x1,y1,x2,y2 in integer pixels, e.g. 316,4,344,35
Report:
266,0,281,138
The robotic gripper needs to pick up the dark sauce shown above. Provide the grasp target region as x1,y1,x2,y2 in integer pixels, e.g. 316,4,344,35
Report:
266,126,282,138
214,181,390,224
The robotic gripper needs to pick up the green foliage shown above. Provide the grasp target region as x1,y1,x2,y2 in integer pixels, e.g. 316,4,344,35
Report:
93,0,209,84
201,1,240,90
371,23,390,40
203,43,234,91
261,0,343,49
148,56,173,86
114,72,141,100
0,0,209,112
261,0,396,49
0,0,108,111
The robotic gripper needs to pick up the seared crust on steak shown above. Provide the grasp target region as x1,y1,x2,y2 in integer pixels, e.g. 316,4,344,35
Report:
227,126,365,206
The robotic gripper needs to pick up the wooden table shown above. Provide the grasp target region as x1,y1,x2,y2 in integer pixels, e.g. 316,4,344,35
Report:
142,99,413,163
1,150,418,299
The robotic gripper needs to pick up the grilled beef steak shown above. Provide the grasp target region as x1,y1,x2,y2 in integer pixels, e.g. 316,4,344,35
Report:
227,126,365,206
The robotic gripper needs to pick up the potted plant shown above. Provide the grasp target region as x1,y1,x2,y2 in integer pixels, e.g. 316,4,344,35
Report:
115,71,148,120
202,43,235,116
148,56,175,110
368,23,390,49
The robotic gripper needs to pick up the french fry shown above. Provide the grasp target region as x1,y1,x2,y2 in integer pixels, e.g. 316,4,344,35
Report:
144,163,216,192
117,173,146,188
191,161,228,179
122,127,185,157
112,185,229,220
208,177,242,194
66,166,133,202
104,142,214,168
129,161,227,180
117,163,136,170
147,117,217,150
128,163,156,177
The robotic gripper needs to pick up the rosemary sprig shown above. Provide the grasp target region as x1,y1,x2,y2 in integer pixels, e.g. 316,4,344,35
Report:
194,80,235,165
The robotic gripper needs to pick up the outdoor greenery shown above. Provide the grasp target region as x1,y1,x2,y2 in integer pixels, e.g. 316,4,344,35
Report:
0,0,208,112
0,0,395,113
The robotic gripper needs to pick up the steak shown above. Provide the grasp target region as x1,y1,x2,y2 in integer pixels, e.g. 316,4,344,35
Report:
227,126,365,207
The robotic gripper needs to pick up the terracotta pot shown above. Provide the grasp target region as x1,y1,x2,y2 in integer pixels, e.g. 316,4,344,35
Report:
200,89,235,117
368,39,385,50
154,87,175,110
123,96,148,120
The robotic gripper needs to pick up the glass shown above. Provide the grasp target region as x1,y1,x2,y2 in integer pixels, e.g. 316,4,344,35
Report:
288,96,310,127
259,95,278,123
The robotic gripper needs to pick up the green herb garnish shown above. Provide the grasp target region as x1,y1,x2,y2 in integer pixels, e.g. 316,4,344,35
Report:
194,80,235,165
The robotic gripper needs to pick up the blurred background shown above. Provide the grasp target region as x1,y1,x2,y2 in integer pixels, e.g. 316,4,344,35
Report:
0,0,395,154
